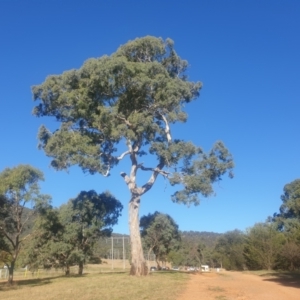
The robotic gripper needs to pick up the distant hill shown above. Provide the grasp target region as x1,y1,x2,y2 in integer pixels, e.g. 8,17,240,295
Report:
180,231,222,249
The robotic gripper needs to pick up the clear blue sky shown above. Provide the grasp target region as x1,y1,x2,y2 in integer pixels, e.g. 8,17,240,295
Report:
0,0,299,234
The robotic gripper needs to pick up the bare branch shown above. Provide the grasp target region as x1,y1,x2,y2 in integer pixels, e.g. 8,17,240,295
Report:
156,112,172,143
126,139,133,152
139,164,169,177
102,166,110,177
140,160,165,195
161,114,172,143
19,210,35,236
129,152,138,182
20,233,32,243
117,150,130,160
120,172,131,185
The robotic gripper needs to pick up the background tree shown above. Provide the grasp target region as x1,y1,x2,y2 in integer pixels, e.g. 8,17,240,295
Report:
213,230,246,270
0,250,11,268
167,249,184,267
244,223,285,270
0,165,50,283
22,202,65,273
180,231,220,267
271,179,300,270
27,190,122,275
32,36,234,275
279,240,300,270
273,179,300,228
140,212,180,268
196,241,211,266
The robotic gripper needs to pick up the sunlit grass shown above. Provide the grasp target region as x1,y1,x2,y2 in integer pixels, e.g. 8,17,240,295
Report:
0,264,189,300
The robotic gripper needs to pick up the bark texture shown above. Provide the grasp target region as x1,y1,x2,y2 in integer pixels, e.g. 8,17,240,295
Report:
65,265,70,275
8,262,14,285
78,262,84,275
129,198,148,276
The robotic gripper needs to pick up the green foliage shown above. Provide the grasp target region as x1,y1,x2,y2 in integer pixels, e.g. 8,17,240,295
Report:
280,179,300,219
244,223,285,270
169,141,234,205
0,250,11,267
272,179,300,235
0,165,50,282
179,231,220,267
32,35,233,206
167,250,184,266
140,212,180,266
214,230,246,270
26,190,122,274
270,179,300,270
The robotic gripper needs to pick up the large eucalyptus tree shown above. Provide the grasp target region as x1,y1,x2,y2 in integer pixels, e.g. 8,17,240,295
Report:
32,36,234,275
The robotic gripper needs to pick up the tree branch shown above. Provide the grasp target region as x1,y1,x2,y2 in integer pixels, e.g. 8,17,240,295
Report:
140,160,165,195
120,172,131,185
19,209,35,236
139,164,169,177
0,228,16,249
117,150,130,160
157,113,172,143
116,115,132,127
102,165,110,177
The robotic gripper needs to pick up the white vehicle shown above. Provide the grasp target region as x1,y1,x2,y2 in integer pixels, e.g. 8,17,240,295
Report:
201,265,210,272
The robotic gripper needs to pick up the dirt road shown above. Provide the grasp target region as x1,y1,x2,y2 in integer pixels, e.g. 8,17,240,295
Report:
178,271,300,300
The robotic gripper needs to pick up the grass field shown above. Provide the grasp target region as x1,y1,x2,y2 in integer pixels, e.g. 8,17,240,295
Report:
0,262,189,300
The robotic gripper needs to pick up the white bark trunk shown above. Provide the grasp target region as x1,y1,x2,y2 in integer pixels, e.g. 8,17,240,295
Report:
129,195,148,275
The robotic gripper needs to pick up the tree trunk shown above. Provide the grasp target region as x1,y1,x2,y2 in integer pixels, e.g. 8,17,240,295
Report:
78,262,83,275
129,197,148,276
65,265,70,276
156,258,161,269
8,261,15,284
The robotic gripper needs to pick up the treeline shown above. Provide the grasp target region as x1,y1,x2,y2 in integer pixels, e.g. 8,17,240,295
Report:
138,179,300,271
1,165,300,285
139,223,299,272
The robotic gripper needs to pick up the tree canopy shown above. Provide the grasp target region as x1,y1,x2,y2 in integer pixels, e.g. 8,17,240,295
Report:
32,36,233,205
275,179,300,224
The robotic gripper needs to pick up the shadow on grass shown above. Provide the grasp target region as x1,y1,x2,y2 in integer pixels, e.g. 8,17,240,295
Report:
0,273,90,291
0,278,52,291
97,271,128,275
150,270,190,281
100,270,185,277
261,272,300,289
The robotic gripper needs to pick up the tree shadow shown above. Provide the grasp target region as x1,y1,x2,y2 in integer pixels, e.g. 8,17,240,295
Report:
150,270,190,279
261,272,300,289
0,274,72,291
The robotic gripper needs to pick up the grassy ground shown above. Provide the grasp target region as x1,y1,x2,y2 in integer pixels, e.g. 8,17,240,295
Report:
0,263,189,300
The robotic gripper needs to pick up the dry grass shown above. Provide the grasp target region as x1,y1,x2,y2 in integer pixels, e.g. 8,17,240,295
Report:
208,285,225,292
0,263,189,300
